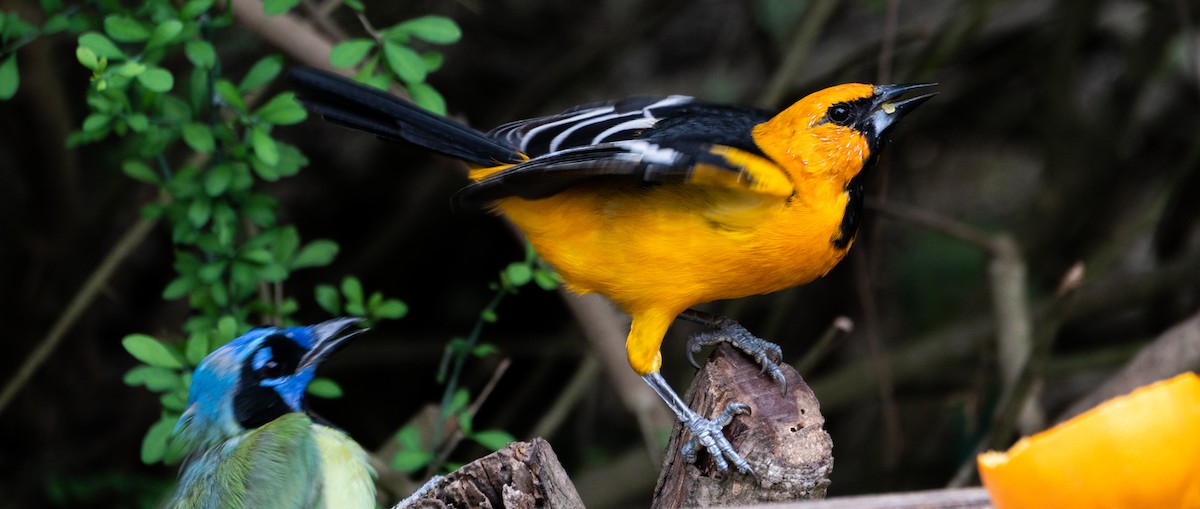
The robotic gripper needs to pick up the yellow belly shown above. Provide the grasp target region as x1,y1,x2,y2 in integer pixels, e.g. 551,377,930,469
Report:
312,424,376,509
493,181,851,316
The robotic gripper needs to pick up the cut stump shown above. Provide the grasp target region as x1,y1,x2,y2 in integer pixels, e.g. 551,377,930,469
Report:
402,438,584,509
652,343,834,508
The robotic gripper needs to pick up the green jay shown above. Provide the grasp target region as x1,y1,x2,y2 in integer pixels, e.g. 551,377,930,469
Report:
166,317,376,508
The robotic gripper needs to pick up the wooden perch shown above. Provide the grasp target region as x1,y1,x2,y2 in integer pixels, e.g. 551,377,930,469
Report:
400,438,584,508
653,343,834,508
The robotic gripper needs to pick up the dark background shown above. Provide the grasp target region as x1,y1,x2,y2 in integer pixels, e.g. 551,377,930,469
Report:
2,0,1199,506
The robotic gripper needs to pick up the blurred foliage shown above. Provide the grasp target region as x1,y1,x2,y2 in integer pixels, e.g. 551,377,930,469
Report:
1,0,1198,507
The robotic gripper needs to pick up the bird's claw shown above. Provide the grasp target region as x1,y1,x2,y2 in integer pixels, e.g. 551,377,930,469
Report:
679,402,754,475
685,318,788,394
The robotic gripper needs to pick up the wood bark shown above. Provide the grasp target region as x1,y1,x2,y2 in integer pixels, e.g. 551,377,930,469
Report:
652,343,834,508
401,438,584,509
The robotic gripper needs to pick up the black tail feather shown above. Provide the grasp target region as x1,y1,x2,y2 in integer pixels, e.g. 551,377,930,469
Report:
288,67,523,166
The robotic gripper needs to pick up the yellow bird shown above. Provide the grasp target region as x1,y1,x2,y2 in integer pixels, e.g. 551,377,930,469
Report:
291,67,933,474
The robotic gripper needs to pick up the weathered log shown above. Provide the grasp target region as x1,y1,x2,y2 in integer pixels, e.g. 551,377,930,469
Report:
400,438,584,509
653,343,834,508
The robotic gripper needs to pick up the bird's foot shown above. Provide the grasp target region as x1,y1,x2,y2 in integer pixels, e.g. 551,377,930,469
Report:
684,313,787,393
679,402,754,475
643,373,755,476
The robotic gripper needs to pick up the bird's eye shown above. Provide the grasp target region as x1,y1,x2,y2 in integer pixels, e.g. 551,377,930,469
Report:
827,104,853,126
250,334,303,380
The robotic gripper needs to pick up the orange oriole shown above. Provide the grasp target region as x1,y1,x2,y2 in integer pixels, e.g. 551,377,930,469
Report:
290,67,933,474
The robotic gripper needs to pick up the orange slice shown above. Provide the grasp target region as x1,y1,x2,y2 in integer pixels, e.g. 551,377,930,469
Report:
978,372,1200,509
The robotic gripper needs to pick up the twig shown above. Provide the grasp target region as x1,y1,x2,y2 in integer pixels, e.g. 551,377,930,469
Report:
1058,307,1200,421
795,316,854,375
299,0,348,40
229,0,340,72
758,0,840,108
876,0,901,84
866,197,998,252
557,292,674,466
853,251,904,475
947,263,1083,488
719,487,993,509
529,356,602,439
425,357,512,478
0,216,159,417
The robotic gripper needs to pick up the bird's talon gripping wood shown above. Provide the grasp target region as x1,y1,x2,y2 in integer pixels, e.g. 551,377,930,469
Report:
290,68,932,478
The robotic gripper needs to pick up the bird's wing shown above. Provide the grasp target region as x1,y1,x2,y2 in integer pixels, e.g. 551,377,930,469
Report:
488,96,697,155
166,414,322,509
456,138,795,205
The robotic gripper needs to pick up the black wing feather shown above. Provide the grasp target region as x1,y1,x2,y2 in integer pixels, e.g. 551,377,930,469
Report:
289,67,522,165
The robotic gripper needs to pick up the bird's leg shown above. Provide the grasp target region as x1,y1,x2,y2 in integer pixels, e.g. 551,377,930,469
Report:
679,309,787,392
643,372,754,475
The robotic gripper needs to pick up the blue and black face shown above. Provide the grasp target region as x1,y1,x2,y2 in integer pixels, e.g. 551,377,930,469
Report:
178,317,363,443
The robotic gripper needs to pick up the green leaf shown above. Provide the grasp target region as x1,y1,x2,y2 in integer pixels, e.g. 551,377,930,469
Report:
390,449,433,473
406,82,445,115
161,390,189,412
146,20,183,49
470,429,515,451
254,92,307,125
262,0,301,15
342,0,363,11
307,377,343,398
381,41,425,83
184,39,216,69
421,51,444,72
471,343,498,358
330,39,375,69
341,277,364,305
449,388,470,414
126,113,149,132
181,0,215,19
184,333,209,366
42,13,71,34
375,299,407,319
533,268,559,291
141,416,176,464
75,46,98,71
292,239,338,269
315,285,340,315
122,159,160,184
204,163,232,195
181,122,215,153
457,411,473,436
196,260,226,283
81,113,111,133
214,79,246,113
250,127,279,166
104,15,150,43
137,67,175,92
215,315,239,345
162,276,194,300
188,198,211,227
239,55,282,92
114,61,146,77
78,32,125,59
123,334,184,369
0,55,15,101
481,309,497,323
396,425,422,449
123,366,182,391
394,16,461,44
505,262,532,287
240,248,273,264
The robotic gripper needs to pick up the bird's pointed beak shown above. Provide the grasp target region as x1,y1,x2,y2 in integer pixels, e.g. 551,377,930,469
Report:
300,317,365,370
870,83,937,135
